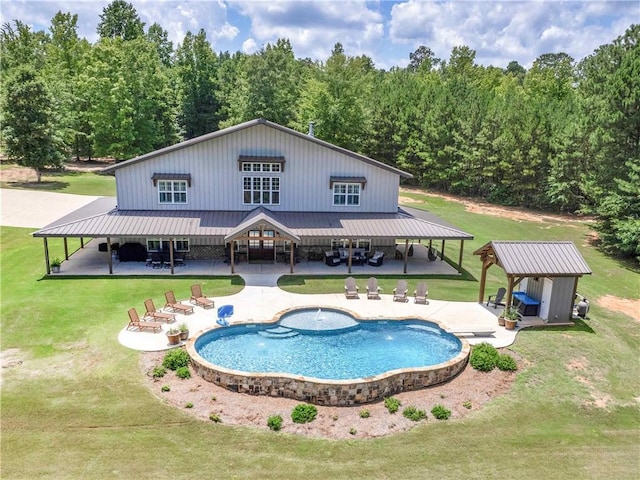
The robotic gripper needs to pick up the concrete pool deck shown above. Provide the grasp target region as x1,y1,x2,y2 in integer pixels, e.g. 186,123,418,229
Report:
118,273,541,351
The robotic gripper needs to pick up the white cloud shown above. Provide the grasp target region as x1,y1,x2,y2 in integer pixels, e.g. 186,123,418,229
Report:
0,0,635,68
242,37,258,54
388,0,636,68
230,0,385,62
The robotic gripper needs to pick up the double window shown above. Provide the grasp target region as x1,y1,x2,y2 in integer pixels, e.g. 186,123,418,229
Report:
333,183,360,206
158,180,187,204
243,176,280,205
147,238,189,252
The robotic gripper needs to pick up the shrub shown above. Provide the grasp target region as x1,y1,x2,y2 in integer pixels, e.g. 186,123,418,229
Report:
152,365,166,378
267,415,283,431
470,342,500,372
359,409,370,419
349,428,357,435
462,400,472,409
185,402,193,409
496,353,518,371
162,349,190,371
175,366,191,379
161,385,170,392
291,403,318,424
431,404,452,420
209,413,221,423
384,396,401,414
402,406,427,421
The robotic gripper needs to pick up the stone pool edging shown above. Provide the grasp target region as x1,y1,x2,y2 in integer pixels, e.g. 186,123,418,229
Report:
186,306,471,406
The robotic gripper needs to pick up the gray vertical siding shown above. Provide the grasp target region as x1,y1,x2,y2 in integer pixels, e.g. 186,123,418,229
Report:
547,277,576,322
115,124,400,213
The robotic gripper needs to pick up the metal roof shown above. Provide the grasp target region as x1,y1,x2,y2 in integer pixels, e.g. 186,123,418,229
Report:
33,204,473,241
101,118,412,179
474,241,591,276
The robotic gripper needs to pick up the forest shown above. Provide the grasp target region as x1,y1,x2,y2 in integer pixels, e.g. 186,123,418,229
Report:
0,1,638,261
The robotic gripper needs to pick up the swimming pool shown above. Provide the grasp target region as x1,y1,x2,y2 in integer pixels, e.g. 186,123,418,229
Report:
188,307,470,406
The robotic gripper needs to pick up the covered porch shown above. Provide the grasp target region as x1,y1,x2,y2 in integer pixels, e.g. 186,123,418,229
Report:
44,237,461,277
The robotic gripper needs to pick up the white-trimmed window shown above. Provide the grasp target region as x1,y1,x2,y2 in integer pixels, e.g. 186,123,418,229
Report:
333,183,360,206
158,180,187,204
241,162,282,173
331,239,371,252
243,176,280,205
146,238,189,252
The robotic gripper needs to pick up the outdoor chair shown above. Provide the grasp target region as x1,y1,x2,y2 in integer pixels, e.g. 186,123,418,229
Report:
393,280,408,302
164,290,195,314
190,284,215,309
325,251,341,266
368,251,384,266
366,277,382,299
414,282,429,304
143,298,176,323
486,287,506,308
127,308,162,332
344,277,359,299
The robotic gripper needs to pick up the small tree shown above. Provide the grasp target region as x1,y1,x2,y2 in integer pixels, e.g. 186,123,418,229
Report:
2,66,64,182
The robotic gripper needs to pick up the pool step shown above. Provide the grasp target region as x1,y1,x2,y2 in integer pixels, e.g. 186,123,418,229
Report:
258,327,300,339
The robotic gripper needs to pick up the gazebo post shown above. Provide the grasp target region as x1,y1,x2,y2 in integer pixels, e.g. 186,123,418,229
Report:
44,238,51,275
457,240,464,273
478,260,489,303
63,237,69,260
505,275,515,310
107,237,113,274
441,239,445,261
80,237,84,248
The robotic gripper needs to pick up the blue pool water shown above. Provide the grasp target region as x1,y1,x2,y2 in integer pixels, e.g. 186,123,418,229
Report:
195,308,462,381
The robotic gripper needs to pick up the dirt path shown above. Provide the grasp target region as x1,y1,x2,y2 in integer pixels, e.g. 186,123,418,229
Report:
1,160,113,184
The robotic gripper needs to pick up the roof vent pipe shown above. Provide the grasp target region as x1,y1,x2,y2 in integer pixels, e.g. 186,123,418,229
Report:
308,121,315,137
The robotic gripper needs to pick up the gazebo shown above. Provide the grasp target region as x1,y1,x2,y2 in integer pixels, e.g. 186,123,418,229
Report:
474,241,592,323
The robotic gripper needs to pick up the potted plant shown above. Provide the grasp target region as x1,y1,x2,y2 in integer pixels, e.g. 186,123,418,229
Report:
166,328,181,345
178,323,189,341
497,309,506,327
504,307,519,330
50,258,62,273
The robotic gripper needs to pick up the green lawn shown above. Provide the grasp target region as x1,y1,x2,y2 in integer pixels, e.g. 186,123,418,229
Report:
1,187,639,479
0,167,116,196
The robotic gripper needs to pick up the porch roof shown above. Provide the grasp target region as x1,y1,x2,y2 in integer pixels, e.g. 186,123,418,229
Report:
33,203,473,241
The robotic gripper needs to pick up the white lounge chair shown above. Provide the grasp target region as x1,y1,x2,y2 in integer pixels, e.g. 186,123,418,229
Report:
414,282,428,304
344,277,359,299
366,277,382,299
393,280,408,302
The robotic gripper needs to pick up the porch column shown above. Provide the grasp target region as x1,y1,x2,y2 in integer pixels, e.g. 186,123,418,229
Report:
441,240,445,261
44,238,51,275
107,237,113,274
80,237,84,248
347,239,353,274
289,243,294,274
230,241,235,274
403,239,409,274
63,238,69,260
457,240,464,273
169,238,175,275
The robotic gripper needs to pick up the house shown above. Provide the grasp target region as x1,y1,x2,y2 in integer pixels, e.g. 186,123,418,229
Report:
474,241,592,323
33,119,473,274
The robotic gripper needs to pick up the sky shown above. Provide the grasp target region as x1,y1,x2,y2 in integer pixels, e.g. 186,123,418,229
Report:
1,0,637,69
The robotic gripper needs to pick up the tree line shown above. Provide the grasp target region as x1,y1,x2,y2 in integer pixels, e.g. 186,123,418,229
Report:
1,1,638,261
